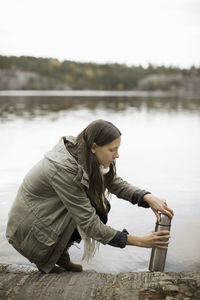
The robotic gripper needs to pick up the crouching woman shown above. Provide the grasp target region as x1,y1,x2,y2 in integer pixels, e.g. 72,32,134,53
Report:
6,119,174,273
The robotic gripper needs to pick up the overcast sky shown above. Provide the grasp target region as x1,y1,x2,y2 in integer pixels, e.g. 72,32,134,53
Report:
0,0,200,68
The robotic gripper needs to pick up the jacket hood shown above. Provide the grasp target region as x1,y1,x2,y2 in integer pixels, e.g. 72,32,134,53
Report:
44,136,77,167
44,136,89,187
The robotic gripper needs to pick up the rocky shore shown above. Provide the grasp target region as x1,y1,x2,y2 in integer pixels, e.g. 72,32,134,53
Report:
0,264,200,300
1,64,200,99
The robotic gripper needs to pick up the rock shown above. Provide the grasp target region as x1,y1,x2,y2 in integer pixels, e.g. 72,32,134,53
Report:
0,264,200,299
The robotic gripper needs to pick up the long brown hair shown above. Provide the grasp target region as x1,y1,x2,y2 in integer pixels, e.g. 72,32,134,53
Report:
73,119,121,214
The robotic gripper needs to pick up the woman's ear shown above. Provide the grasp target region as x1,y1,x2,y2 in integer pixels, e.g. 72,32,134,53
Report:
91,142,97,154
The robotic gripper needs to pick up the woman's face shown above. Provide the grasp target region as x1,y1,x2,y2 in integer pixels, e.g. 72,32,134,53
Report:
91,136,121,167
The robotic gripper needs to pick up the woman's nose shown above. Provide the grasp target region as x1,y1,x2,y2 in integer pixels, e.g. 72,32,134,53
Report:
114,151,119,159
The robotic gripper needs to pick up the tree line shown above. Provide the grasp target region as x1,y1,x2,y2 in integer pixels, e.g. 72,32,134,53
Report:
0,55,199,90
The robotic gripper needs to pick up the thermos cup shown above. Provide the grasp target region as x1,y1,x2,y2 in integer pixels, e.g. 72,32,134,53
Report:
149,213,171,272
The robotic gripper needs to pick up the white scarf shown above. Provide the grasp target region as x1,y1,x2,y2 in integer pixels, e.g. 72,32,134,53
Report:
77,165,110,261
99,164,110,175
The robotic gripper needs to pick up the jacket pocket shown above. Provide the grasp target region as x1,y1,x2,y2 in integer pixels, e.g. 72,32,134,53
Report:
19,222,58,263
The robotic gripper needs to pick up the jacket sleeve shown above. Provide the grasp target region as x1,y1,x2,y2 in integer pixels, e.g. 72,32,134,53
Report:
50,165,117,245
109,176,150,208
108,229,129,248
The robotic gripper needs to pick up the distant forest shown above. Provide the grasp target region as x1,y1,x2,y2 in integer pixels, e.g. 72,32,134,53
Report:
0,55,199,91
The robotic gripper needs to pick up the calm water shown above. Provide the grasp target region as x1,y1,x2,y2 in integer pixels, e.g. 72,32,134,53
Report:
0,95,200,273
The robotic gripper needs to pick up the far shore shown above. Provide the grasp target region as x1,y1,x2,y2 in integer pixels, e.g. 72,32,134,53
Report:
0,89,200,98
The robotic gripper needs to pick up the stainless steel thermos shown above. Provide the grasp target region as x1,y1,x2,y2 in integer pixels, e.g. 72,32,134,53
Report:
149,213,171,272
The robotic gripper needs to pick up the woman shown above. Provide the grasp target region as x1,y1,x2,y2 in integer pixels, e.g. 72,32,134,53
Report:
6,119,174,273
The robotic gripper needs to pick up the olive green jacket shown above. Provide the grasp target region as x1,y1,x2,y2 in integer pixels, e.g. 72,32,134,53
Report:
6,136,142,273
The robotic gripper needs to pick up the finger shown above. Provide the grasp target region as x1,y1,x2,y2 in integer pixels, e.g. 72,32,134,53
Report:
164,205,174,214
155,241,169,246
167,207,174,216
157,239,169,243
155,245,168,249
157,233,170,238
157,235,170,242
153,243,169,249
159,200,174,217
160,207,174,219
153,210,161,222
156,230,170,236
165,210,173,219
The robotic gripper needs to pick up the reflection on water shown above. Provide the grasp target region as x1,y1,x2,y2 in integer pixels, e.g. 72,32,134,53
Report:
0,96,200,273
0,96,200,121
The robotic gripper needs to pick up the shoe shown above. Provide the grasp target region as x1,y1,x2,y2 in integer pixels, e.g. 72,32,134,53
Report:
56,250,83,272
37,265,65,274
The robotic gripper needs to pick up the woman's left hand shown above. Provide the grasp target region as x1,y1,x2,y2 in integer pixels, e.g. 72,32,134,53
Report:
143,194,174,222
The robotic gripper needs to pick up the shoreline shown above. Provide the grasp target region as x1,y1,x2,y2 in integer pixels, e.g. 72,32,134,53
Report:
0,89,200,99
0,263,200,299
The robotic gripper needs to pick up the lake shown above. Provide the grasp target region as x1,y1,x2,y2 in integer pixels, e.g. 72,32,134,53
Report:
0,95,200,273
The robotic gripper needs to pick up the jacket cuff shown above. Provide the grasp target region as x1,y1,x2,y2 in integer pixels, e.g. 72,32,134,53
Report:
108,229,129,248
131,189,151,208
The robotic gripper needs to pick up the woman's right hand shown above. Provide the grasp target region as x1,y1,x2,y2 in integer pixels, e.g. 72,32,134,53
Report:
127,231,170,249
